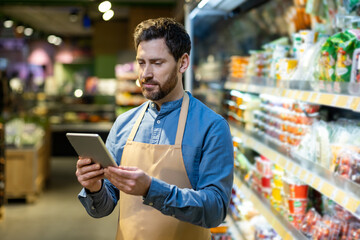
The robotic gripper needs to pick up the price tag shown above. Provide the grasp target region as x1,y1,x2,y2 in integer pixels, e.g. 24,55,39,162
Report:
309,175,316,186
330,188,338,201
350,97,360,111
322,182,336,197
342,196,349,207
298,91,304,101
308,92,314,102
292,164,298,175
356,100,360,112
313,178,321,189
345,96,354,109
275,155,281,165
283,90,289,98
302,92,310,102
285,161,291,170
345,198,359,213
331,95,339,106
303,171,310,183
300,169,306,179
279,156,287,167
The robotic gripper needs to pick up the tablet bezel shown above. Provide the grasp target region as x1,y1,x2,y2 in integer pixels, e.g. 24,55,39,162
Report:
66,132,117,168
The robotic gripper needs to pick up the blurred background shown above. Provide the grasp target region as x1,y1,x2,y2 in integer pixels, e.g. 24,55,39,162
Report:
1,0,360,240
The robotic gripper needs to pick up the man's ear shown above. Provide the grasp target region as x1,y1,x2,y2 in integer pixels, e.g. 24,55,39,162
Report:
179,53,190,73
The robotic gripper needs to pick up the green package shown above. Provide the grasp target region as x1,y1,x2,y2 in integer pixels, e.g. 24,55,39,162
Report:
318,31,359,82
335,30,360,82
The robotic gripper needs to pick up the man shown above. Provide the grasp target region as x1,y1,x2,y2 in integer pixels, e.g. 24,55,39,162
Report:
76,18,234,240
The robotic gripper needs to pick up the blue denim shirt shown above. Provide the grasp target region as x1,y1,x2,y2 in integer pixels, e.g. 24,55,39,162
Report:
78,92,234,228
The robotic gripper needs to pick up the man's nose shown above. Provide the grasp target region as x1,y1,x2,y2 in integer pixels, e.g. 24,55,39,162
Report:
142,64,153,79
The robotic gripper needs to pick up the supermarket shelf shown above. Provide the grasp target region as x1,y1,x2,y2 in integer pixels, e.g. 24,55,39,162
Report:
225,81,360,112
230,123,360,218
233,174,306,240
51,122,113,132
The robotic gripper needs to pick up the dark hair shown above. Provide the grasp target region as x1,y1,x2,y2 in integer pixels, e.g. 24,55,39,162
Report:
133,17,191,61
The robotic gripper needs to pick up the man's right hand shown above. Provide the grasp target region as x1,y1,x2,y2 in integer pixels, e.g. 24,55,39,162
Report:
76,157,104,193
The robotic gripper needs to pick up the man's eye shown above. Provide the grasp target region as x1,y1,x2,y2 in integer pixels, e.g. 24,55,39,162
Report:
154,62,162,65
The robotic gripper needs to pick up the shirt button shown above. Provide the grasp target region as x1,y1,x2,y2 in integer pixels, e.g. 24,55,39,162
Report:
156,120,160,124
91,206,95,210
149,202,154,206
152,103,155,108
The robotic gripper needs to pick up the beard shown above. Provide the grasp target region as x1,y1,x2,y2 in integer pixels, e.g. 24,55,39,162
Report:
141,66,178,101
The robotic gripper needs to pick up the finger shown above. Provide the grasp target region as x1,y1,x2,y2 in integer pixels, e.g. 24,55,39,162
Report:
78,169,104,182
76,163,102,177
81,175,104,190
107,167,137,179
118,166,138,171
105,173,134,194
104,170,132,186
77,158,92,168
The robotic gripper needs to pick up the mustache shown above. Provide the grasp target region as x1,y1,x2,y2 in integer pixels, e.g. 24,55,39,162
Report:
138,78,158,85
136,78,158,87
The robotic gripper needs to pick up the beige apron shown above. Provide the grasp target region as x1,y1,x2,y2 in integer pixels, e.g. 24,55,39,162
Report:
116,93,211,240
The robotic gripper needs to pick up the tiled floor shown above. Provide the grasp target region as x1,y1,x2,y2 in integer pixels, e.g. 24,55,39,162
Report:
0,157,118,240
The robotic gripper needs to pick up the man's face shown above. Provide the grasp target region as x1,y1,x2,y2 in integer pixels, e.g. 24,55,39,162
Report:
136,38,179,101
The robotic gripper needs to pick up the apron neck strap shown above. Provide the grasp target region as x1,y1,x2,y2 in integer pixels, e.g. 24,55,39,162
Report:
127,92,189,145
127,101,149,141
175,92,189,146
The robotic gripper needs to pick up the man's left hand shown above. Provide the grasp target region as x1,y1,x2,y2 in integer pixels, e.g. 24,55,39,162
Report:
104,166,151,197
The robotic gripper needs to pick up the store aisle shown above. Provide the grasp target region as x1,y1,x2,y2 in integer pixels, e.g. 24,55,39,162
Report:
0,157,118,240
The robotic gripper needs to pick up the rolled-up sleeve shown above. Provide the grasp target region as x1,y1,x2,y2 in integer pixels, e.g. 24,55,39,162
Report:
78,179,119,218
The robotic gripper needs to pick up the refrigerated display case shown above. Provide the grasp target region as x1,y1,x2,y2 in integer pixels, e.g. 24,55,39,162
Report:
187,0,360,238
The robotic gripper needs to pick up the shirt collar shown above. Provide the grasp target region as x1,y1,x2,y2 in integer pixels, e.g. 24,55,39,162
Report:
149,92,188,115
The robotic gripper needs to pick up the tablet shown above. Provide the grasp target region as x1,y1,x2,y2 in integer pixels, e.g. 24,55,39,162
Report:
66,133,117,168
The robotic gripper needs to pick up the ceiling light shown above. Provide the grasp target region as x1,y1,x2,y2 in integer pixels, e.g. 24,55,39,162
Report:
16,25,25,34
102,9,114,21
54,37,62,46
47,35,57,44
74,89,83,98
24,27,33,36
98,1,112,13
4,20,14,28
